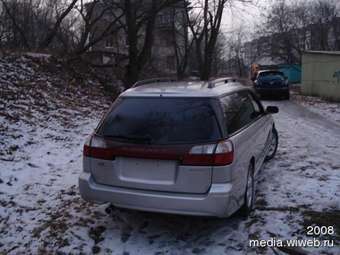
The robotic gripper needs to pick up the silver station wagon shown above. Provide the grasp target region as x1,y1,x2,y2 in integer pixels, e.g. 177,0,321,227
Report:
79,78,279,217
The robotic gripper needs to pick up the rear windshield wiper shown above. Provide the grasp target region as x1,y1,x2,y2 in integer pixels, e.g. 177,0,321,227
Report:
105,134,152,143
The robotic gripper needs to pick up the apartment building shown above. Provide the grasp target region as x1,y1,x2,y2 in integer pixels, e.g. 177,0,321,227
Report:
86,0,187,75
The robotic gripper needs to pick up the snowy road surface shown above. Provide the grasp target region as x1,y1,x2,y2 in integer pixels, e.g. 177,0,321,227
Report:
1,100,339,255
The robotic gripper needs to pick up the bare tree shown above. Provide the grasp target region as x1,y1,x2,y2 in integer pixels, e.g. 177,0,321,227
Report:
210,33,228,76
0,0,79,51
74,0,124,56
186,0,228,80
309,0,339,51
39,0,78,49
224,27,246,76
170,2,192,79
0,0,31,49
71,0,186,87
259,0,339,64
112,0,183,87
261,0,301,64
186,0,252,80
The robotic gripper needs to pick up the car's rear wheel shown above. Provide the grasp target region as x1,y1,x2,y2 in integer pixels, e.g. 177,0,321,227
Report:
265,128,278,161
241,163,255,216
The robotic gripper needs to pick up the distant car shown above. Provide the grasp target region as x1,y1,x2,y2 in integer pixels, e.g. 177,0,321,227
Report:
79,78,279,218
253,70,290,100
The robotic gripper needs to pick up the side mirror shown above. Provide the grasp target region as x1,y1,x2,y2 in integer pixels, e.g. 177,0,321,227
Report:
284,76,288,80
266,106,279,114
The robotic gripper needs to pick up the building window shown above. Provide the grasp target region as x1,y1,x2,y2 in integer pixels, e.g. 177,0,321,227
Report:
157,13,173,27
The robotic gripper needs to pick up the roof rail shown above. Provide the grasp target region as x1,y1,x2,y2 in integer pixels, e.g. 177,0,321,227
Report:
132,77,177,88
208,77,238,88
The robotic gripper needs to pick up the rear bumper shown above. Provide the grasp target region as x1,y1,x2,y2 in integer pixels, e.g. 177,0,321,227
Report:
79,173,239,217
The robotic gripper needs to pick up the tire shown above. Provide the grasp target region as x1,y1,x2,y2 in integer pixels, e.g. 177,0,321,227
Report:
265,128,278,161
240,163,255,216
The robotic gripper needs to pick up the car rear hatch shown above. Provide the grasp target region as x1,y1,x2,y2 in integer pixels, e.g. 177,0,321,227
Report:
257,72,287,88
85,97,223,194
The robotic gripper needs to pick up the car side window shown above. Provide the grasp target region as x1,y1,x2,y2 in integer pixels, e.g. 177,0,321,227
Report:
220,93,241,134
220,92,256,134
248,92,264,116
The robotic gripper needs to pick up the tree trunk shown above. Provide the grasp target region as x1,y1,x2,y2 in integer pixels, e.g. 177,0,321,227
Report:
123,0,140,87
39,0,78,50
123,0,158,88
1,0,31,49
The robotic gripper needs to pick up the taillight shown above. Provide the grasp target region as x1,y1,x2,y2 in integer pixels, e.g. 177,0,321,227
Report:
182,140,234,166
213,140,234,165
83,135,92,157
83,135,115,160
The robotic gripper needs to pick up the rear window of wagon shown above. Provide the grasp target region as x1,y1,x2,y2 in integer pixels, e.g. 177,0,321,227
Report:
97,97,222,145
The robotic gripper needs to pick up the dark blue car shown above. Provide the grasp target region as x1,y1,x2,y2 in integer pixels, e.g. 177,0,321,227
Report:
253,70,290,100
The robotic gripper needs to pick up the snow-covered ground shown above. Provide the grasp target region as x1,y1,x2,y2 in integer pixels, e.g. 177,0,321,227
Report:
293,94,340,124
1,60,339,254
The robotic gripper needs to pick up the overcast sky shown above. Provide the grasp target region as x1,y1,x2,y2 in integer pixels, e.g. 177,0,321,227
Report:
221,0,271,31
221,0,340,36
